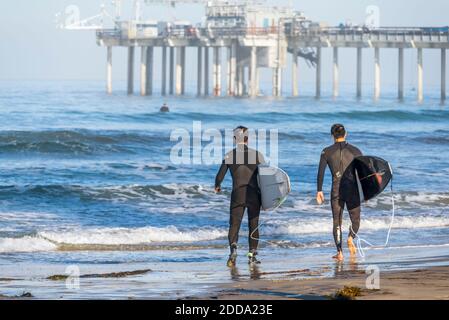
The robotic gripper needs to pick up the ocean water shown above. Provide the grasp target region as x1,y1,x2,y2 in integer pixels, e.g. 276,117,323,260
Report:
0,80,449,299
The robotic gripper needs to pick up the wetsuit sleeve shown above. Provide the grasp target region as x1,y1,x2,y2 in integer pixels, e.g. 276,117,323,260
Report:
317,150,327,192
215,160,228,189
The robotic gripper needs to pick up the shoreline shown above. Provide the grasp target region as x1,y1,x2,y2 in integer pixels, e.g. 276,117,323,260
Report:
1,263,449,300
195,265,449,300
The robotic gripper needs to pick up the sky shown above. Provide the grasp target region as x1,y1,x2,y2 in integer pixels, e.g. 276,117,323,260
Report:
0,0,448,90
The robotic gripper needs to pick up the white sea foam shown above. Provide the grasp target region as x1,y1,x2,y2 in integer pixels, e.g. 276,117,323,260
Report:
38,225,227,245
1,215,448,253
263,215,449,235
0,211,57,221
0,226,227,253
0,236,57,253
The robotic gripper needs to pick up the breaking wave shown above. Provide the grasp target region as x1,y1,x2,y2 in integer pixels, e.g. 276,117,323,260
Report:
1,215,448,253
0,130,165,155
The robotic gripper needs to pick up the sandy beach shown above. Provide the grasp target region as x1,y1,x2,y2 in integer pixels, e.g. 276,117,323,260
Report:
200,265,449,300
3,264,448,300
1,247,449,300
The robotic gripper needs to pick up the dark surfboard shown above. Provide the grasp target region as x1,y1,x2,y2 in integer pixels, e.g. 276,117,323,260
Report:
340,156,392,202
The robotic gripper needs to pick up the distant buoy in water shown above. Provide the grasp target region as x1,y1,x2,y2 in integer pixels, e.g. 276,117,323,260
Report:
160,103,169,113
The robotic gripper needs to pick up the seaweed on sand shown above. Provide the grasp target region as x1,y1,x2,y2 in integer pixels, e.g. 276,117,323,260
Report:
333,286,363,300
47,269,152,281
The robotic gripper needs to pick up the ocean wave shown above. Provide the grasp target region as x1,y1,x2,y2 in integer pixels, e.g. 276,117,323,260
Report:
2,183,449,210
263,215,449,235
96,108,449,125
302,109,449,122
0,183,219,202
0,226,226,253
0,130,165,155
369,192,449,209
287,192,449,213
39,226,227,245
1,214,448,253
414,135,449,145
0,236,57,253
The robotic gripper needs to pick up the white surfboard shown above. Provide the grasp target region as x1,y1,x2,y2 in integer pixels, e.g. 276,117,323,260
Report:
257,165,291,211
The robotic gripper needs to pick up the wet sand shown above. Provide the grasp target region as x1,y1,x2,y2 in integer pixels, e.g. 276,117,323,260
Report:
1,266,448,300
201,266,449,300
1,247,449,300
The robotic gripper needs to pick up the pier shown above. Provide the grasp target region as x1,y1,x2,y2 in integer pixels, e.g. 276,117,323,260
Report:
89,1,449,101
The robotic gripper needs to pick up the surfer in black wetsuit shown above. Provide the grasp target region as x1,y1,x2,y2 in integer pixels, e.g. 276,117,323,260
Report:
316,124,363,261
215,126,266,267
160,103,170,112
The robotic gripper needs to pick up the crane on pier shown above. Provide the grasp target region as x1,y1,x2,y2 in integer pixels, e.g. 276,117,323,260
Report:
57,0,247,29
56,1,120,30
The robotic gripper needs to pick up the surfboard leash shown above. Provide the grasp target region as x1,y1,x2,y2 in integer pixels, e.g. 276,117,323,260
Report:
350,175,395,258
249,200,286,247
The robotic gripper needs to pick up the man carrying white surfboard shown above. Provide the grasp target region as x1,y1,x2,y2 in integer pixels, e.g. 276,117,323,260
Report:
215,126,266,267
316,124,363,261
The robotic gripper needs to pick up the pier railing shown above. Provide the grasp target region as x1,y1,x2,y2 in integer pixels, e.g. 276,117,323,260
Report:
206,26,280,38
291,27,449,43
97,25,449,43
96,26,284,41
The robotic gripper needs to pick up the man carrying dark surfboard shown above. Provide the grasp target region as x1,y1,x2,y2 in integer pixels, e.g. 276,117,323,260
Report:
215,126,266,267
316,124,363,261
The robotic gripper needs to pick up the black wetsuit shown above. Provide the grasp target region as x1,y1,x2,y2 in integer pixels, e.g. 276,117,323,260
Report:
215,145,265,252
317,141,363,252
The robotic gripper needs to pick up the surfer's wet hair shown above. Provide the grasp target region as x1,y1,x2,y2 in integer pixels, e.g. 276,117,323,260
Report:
234,126,249,143
331,124,346,139
235,126,248,133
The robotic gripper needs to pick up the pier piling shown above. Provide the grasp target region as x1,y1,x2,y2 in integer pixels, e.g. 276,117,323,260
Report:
175,47,185,95
356,47,362,98
161,46,167,96
398,48,404,100
229,43,237,96
333,47,339,98
140,47,147,96
169,47,175,95
315,46,321,99
141,47,153,96
292,47,298,97
236,64,243,97
442,49,447,101
146,46,154,96
106,46,112,94
197,47,203,96
226,47,231,96
250,46,257,98
204,47,210,96
213,47,222,96
127,47,135,95
417,48,423,102
374,47,381,100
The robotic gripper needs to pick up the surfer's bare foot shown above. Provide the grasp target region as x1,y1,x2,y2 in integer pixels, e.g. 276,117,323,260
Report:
227,246,237,267
348,237,357,256
333,252,344,261
227,255,236,268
